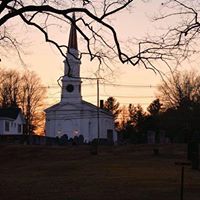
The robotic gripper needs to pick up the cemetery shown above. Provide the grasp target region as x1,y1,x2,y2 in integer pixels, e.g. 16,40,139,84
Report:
0,3,200,200
0,143,199,200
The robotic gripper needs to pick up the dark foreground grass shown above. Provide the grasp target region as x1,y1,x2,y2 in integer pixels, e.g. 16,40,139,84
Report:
0,144,199,200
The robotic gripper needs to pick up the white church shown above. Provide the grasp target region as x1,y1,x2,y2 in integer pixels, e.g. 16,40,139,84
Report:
45,14,116,143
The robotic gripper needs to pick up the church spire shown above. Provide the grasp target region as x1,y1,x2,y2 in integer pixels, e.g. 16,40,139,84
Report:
61,12,82,103
68,13,78,51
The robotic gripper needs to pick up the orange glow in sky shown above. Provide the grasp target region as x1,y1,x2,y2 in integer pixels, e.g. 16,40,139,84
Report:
1,1,200,110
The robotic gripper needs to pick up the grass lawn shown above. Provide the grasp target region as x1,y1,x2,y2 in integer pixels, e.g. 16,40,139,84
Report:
0,144,199,200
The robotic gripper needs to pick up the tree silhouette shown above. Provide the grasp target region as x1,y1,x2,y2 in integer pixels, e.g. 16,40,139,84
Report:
0,0,186,72
128,104,146,131
147,1,200,66
158,70,200,110
0,69,20,108
147,99,162,116
20,70,46,135
157,70,200,142
103,97,121,119
0,68,46,135
121,104,146,143
103,96,121,129
0,1,136,67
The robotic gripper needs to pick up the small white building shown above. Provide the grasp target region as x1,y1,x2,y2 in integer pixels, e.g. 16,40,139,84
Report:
45,14,116,143
0,107,25,135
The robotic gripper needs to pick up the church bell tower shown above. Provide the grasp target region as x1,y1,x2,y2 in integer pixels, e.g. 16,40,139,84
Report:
61,13,82,103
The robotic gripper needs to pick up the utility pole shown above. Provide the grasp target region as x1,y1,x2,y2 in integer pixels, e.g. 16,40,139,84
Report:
97,78,100,145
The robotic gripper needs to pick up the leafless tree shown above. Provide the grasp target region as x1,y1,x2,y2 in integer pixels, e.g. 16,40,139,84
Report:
0,1,134,67
20,70,46,135
0,68,46,135
150,0,200,66
1,1,198,74
0,69,20,107
0,0,182,74
157,70,200,110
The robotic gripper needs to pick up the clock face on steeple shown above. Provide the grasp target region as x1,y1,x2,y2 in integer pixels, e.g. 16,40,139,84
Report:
66,84,74,92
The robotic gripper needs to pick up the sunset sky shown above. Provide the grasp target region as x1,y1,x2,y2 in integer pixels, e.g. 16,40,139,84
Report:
1,0,199,110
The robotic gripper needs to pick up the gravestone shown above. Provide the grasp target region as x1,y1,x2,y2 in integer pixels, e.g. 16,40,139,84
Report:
147,130,156,144
159,130,166,144
107,129,114,145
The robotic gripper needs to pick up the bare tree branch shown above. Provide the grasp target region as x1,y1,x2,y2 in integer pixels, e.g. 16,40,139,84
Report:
2,0,199,74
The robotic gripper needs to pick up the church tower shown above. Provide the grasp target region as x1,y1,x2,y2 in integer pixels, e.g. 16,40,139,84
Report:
61,13,82,103
45,13,116,143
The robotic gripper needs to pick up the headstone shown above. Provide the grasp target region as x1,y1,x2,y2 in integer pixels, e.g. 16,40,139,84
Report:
107,129,114,145
147,130,156,144
159,130,166,144
78,135,84,144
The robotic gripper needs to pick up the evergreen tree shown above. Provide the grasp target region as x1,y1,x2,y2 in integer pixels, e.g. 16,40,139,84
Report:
103,97,121,128
147,99,162,116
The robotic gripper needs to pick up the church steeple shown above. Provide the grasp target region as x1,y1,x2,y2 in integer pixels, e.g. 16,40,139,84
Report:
61,12,82,103
68,13,78,51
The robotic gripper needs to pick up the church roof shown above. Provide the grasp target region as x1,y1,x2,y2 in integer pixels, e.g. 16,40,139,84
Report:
68,13,78,51
44,100,113,117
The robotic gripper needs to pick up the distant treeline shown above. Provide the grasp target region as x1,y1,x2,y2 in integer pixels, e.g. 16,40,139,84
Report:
103,70,200,144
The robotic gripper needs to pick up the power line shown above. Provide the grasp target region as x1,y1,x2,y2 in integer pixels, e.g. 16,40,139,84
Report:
45,94,155,98
83,95,155,98
102,83,157,88
44,83,157,89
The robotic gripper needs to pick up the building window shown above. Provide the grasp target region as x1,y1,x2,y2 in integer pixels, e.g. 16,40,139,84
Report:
18,124,22,133
5,121,9,132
